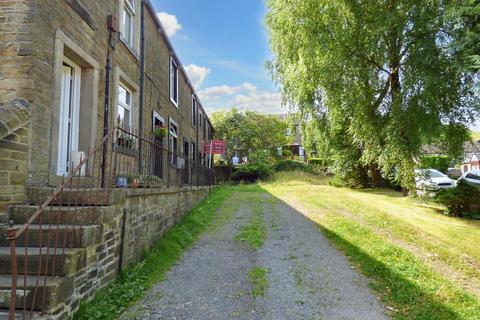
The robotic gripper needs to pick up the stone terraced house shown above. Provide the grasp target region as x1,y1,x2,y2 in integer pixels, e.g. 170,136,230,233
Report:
0,1,214,318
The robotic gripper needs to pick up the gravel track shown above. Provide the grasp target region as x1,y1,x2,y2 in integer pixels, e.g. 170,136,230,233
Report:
120,192,389,320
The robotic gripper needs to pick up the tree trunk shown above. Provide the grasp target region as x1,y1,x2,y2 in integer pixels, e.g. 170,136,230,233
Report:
370,165,385,188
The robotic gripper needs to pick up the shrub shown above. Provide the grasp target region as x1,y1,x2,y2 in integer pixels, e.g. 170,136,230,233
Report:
420,156,451,174
274,159,310,172
282,149,293,158
435,180,480,217
308,157,332,167
231,164,273,182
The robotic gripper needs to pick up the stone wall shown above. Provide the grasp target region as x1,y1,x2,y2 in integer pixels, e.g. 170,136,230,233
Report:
49,186,210,319
0,100,30,213
0,0,215,212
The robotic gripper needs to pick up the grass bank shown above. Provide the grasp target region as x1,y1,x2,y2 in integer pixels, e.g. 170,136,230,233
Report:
262,171,480,319
74,186,233,320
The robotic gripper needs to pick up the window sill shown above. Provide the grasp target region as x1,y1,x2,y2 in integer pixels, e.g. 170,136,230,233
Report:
119,35,139,61
170,98,179,108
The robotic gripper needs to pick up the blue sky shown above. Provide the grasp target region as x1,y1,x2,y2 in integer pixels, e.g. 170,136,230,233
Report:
151,0,282,115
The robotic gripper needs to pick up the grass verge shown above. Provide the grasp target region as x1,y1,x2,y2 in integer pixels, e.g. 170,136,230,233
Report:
248,267,269,297
319,213,480,319
263,172,480,319
74,186,233,320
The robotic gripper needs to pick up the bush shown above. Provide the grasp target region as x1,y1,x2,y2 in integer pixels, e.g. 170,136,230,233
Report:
231,164,273,182
435,180,480,217
420,156,450,174
308,157,332,167
274,160,310,172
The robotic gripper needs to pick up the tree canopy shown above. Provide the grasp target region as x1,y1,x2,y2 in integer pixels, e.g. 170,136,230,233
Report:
211,109,287,164
266,0,479,190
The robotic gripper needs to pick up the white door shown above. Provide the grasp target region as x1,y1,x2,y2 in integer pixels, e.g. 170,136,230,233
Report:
57,58,81,175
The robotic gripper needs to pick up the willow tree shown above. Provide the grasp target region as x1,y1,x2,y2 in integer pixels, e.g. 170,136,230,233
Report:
266,0,479,190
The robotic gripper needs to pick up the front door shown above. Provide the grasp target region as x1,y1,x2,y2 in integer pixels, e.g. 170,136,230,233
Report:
57,58,81,175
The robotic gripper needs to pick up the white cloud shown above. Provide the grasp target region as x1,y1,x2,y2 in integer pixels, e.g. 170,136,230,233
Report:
185,64,210,88
198,82,282,114
157,12,182,38
198,83,256,101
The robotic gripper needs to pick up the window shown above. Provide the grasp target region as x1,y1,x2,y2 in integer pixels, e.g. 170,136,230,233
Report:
118,84,132,129
203,115,207,140
121,0,135,47
170,57,179,106
198,111,203,127
169,119,178,165
192,95,197,127
152,111,164,130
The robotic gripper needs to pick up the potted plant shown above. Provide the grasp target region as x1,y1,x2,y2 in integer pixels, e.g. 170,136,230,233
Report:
131,177,140,188
153,125,167,140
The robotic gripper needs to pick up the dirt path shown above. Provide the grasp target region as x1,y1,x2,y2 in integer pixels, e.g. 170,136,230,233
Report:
120,192,389,320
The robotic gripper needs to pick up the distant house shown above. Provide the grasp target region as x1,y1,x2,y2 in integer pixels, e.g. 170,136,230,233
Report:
461,140,480,173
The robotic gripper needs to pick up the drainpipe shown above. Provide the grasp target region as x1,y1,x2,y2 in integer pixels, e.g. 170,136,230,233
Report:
138,2,146,174
102,18,117,187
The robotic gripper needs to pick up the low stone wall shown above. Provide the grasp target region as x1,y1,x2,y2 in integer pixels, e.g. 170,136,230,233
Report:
121,187,210,267
48,186,211,318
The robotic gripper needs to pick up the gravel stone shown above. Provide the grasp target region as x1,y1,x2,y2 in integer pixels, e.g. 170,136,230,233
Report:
120,193,389,320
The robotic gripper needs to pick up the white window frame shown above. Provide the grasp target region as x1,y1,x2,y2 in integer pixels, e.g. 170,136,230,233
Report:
121,0,135,47
169,118,179,164
57,57,81,176
170,57,179,107
153,111,164,129
118,83,133,130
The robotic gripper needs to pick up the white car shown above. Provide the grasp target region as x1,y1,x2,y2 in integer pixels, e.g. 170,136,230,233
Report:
458,169,480,185
415,169,456,193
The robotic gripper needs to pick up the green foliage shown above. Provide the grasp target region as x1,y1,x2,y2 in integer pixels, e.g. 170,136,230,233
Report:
231,164,273,182
420,156,451,174
152,127,166,138
211,109,287,164
282,148,293,158
435,180,480,217
308,157,332,167
266,0,479,192
274,159,310,172
74,187,232,320
448,0,480,72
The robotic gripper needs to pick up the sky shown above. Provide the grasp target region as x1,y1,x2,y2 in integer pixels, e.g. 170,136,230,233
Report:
151,0,283,116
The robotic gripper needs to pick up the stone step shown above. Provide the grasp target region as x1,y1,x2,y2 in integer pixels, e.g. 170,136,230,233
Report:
27,187,124,206
0,310,42,320
0,274,73,311
0,224,102,248
0,247,86,276
7,205,116,226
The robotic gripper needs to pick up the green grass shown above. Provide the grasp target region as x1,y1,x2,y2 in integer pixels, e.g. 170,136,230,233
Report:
261,172,480,320
73,186,234,320
248,267,269,297
234,197,267,249
471,131,480,142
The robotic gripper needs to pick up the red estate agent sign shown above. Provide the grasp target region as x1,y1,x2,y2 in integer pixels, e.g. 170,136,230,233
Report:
204,140,226,154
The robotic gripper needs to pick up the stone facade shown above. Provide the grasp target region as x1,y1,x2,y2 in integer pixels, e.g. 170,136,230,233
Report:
0,0,214,214
14,186,210,319
0,0,215,318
